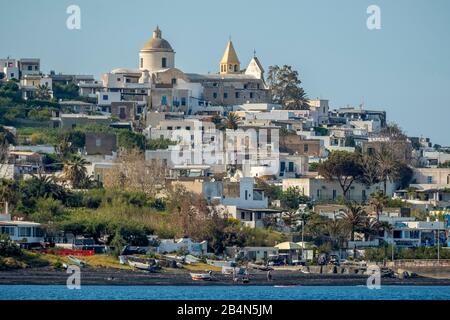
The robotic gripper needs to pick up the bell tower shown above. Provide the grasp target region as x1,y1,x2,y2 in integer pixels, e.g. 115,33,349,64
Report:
219,40,240,74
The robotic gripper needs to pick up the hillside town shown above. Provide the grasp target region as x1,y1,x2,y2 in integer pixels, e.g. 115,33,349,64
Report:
1,26,450,280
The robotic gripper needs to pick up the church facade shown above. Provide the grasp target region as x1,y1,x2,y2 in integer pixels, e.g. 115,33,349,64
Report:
100,26,271,114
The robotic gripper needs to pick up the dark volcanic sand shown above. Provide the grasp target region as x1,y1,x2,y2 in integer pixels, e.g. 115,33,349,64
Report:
1,267,449,286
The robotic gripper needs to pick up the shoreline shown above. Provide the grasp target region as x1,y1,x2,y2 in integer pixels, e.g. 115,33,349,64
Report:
1,267,450,286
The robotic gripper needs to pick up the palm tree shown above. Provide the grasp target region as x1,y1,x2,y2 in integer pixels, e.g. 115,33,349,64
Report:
63,156,88,189
340,202,368,241
375,148,398,194
35,84,51,100
29,173,65,200
369,190,389,221
324,218,347,249
224,112,240,130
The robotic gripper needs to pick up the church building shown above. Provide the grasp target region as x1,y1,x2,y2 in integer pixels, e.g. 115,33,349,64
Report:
101,26,271,114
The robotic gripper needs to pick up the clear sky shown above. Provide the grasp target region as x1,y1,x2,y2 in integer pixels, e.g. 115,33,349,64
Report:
1,0,449,145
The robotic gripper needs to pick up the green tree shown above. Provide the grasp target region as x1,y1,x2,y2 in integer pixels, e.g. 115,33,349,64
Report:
267,65,309,110
63,155,89,189
340,202,367,241
35,84,51,100
369,190,388,221
318,151,363,198
224,112,240,130
53,82,79,100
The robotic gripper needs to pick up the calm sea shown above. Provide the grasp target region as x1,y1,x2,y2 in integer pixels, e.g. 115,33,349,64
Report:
0,285,450,300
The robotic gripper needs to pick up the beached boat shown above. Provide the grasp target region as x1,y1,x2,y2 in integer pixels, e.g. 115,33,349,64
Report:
190,272,212,281
184,255,201,264
127,256,159,272
118,255,128,265
68,255,86,267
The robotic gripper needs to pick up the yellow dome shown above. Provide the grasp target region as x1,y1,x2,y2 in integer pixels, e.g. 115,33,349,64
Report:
141,26,174,52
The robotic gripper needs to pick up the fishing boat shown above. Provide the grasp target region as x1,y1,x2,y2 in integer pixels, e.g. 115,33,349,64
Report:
190,272,212,281
127,256,159,272
68,255,86,267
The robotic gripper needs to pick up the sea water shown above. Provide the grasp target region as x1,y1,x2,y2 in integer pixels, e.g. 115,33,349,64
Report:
0,285,450,300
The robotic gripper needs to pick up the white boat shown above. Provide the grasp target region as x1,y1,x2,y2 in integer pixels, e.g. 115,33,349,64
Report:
127,256,159,272
185,255,201,264
190,272,212,281
68,255,86,267
128,260,153,271
118,255,128,265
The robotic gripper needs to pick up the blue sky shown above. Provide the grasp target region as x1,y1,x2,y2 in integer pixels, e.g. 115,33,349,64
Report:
1,0,449,145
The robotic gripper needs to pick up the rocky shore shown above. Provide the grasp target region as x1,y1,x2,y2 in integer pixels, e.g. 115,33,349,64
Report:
1,267,450,286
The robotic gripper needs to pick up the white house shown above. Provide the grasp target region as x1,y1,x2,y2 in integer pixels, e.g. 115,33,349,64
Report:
157,237,207,256
0,214,44,244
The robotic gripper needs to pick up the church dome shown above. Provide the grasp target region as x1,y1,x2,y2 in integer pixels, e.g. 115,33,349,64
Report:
141,26,174,52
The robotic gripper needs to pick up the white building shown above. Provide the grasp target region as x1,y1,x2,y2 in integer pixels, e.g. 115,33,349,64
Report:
0,214,44,244
157,237,207,256
283,177,394,202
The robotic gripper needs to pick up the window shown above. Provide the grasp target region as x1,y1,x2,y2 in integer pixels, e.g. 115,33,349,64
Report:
117,78,121,82
95,138,101,147
257,212,262,220
304,144,309,152
140,58,143,68
241,212,245,220
161,96,167,105
213,92,217,99
223,92,228,99
234,65,238,72
332,190,337,200
250,92,254,99
235,92,240,99
119,107,126,119
427,176,433,184
316,189,321,199
162,57,167,68
167,126,173,130
245,190,248,200
0,226,15,236
27,65,32,71
18,227,32,237
280,161,286,172
186,126,191,130
181,97,186,106
102,94,108,100
362,190,367,201
171,78,177,85
288,162,294,172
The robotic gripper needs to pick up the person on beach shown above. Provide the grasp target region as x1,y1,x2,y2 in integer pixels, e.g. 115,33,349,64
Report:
267,270,272,282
